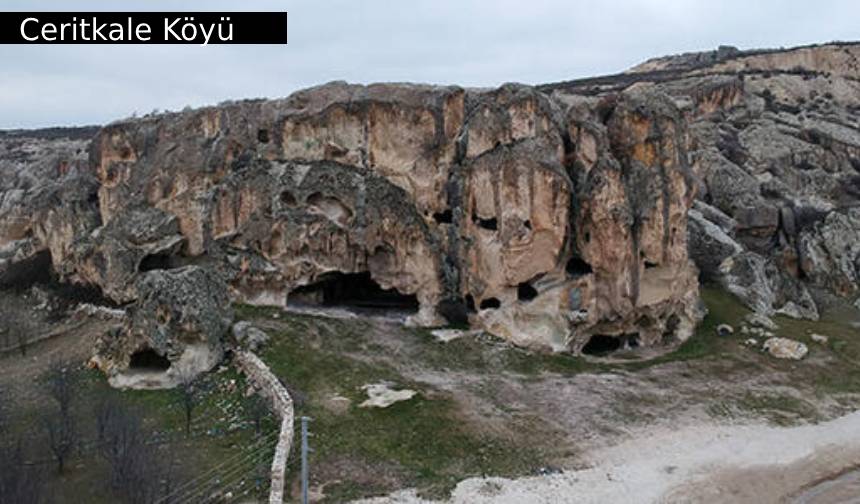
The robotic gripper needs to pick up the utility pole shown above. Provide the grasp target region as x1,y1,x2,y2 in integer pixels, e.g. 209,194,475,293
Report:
301,416,312,504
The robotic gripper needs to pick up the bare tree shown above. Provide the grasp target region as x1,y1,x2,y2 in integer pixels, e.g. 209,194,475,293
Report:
43,359,80,474
176,370,200,436
100,405,144,491
43,412,77,474
1,309,32,356
45,358,78,418
0,439,46,504
93,393,120,442
0,386,7,440
100,404,180,504
246,394,269,437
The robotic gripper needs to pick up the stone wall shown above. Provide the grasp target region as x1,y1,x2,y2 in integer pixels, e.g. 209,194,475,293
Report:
234,350,294,504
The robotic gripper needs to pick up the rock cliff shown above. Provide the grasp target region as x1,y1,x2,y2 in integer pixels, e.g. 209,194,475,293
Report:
3,41,859,379
544,41,860,320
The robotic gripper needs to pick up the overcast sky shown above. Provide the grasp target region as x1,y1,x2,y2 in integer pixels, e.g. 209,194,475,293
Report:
0,0,857,129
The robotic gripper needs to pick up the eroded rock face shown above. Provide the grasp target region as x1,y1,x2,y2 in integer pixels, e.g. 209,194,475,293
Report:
0,128,100,286
91,266,233,388
9,43,860,362
544,42,860,318
74,81,701,352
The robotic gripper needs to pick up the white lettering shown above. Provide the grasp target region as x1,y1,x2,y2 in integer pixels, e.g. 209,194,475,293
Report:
20,17,38,41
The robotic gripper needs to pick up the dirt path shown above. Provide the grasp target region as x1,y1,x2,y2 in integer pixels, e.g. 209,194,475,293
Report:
356,410,860,503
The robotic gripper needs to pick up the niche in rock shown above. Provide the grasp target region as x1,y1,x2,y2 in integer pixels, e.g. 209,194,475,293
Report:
566,256,593,278
138,253,176,272
307,192,353,226
479,297,501,310
517,282,538,302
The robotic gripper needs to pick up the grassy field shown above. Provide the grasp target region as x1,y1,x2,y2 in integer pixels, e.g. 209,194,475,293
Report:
3,283,858,503
237,285,860,502
1,362,278,504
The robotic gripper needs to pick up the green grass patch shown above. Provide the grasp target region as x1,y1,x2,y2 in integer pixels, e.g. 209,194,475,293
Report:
259,318,545,501
3,363,278,504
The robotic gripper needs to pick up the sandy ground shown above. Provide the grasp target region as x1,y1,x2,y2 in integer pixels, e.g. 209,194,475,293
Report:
356,410,860,504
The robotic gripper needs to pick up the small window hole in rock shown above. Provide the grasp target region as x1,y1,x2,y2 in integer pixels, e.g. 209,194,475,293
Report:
566,256,593,278
517,282,538,302
472,211,498,231
433,209,453,224
479,297,501,310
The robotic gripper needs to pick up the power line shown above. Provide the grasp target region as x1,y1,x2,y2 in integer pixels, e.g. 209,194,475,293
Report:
154,429,278,504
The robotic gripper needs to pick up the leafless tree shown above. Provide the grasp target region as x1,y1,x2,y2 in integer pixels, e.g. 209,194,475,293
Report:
45,358,78,418
247,394,269,436
93,393,120,442
176,369,200,436
43,358,80,474
100,404,180,504
0,386,8,440
1,309,32,356
43,412,77,474
0,439,46,504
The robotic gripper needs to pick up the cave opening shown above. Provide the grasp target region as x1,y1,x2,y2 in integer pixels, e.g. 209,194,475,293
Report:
465,294,476,313
128,348,171,371
280,191,297,206
517,282,538,302
433,209,453,224
566,256,593,278
436,297,469,326
472,212,498,231
288,272,419,313
0,249,116,316
257,129,270,143
138,253,175,272
479,297,501,310
581,334,622,356
0,250,53,291
644,261,658,269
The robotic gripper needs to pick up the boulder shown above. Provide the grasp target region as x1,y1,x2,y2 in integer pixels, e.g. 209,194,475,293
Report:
359,382,417,408
719,252,819,320
687,208,743,279
92,266,233,389
232,321,270,351
745,313,778,331
763,337,808,360
716,324,734,336
798,209,860,298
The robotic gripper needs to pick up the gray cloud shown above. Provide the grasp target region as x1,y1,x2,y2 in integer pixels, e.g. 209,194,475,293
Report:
0,0,857,128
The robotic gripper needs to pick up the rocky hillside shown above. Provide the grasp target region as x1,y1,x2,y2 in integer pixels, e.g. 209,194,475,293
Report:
2,42,858,382
545,42,860,319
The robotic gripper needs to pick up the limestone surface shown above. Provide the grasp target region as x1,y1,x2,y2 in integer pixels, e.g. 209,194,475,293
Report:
5,42,860,365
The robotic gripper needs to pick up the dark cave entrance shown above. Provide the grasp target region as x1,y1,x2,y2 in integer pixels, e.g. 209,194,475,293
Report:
0,249,116,318
566,256,593,278
0,250,53,290
138,253,176,272
288,272,419,313
581,333,640,356
581,335,622,355
128,348,171,371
